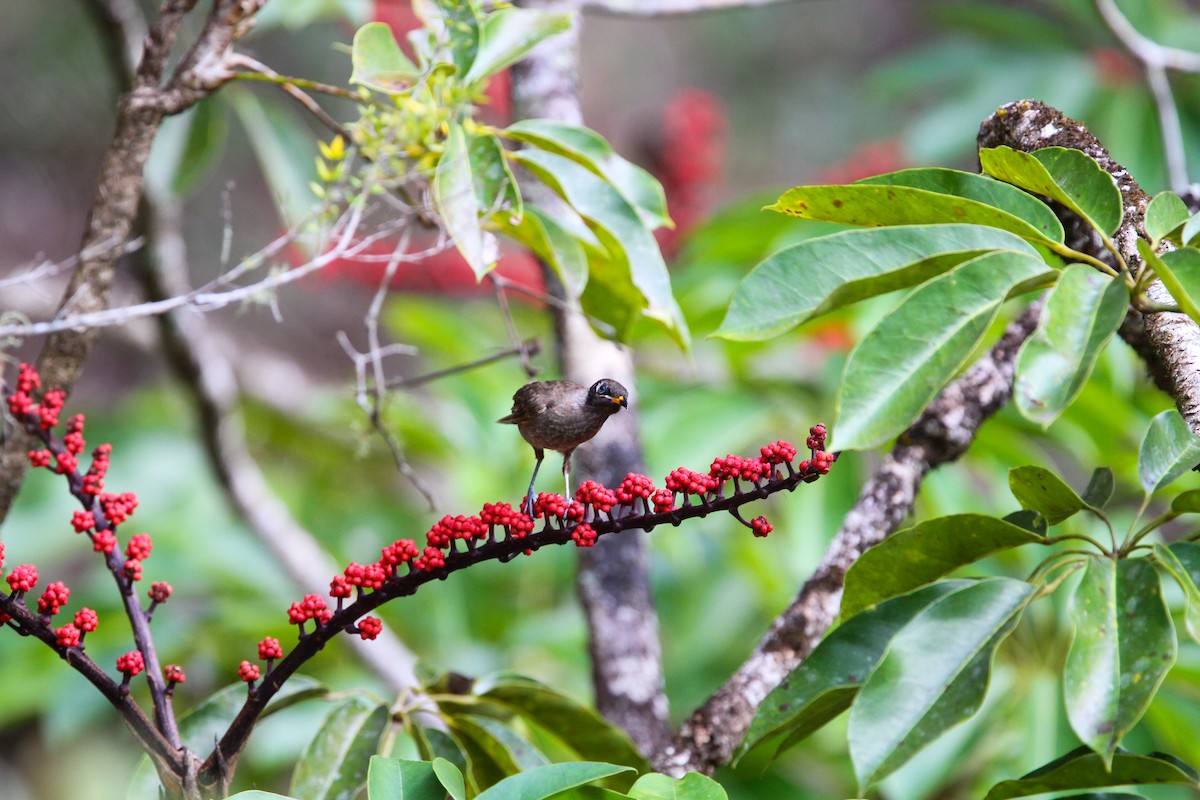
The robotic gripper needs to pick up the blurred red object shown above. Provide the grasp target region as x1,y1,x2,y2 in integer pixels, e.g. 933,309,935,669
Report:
812,140,906,185
650,89,726,257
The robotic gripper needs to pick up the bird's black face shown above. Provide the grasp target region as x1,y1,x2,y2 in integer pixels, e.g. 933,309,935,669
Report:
586,379,629,410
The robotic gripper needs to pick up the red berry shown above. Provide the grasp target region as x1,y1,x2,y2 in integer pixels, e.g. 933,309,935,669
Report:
164,664,187,684
27,450,51,468
330,574,353,598
56,624,81,647
358,616,383,640
92,530,117,554
651,489,675,513
148,581,172,603
123,559,143,582
751,516,773,538
74,607,98,632
6,564,38,593
117,650,145,677
571,523,598,548
36,580,70,616
125,533,153,561
238,660,260,683
258,637,283,660
760,440,797,465
616,473,656,504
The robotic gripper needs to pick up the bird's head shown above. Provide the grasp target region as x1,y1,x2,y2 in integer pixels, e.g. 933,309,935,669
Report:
586,378,629,411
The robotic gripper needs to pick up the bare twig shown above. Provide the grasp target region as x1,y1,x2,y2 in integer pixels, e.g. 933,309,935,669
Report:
487,274,539,378
231,55,354,139
1094,0,1192,192
383,339,543,391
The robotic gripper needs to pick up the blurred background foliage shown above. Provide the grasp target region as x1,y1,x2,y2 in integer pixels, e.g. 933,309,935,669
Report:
4,0,1200,798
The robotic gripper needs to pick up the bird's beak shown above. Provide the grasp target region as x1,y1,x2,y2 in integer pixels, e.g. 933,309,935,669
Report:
613,395,627,408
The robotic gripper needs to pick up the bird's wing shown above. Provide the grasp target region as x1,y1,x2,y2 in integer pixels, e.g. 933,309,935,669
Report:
497,384,547,425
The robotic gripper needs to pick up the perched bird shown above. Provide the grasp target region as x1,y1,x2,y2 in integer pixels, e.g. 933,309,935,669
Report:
499,378,629,516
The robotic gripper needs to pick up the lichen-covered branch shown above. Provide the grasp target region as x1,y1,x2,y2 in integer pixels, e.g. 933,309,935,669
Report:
978,99,1200,434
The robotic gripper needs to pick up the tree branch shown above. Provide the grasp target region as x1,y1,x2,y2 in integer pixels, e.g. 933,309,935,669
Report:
978,99,1200,434
512,0,672,758
657,301,1043,775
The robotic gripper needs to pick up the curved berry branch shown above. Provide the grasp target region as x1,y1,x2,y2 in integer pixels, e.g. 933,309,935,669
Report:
204,429,833,783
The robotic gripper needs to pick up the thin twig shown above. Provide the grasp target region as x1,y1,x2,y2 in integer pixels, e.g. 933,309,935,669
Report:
383,338,542,390
486,273,538,378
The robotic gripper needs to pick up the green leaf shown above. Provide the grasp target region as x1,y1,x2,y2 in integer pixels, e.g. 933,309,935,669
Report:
1009,465,1087,524
414,727,469,776
228,88,319,231
714,224,1043,341
1064,558,1176,766
350,22,420,93
435,124,499,279
468,132,522,221
474,762,634,800
433,757,467,800
626,772,728,800
480,676,647,771
848,578,1033,790
1146,191,1190,245
983,747,1199,799
432,0,481,77
766,184,1062,245
1002,509,1049,536
1013,264,1128,426
367,757,445,800
450,714,548,773
1172,489,1200,513
980,146,1122,237
1144,244,1200,329
842,514,1046,618
463,8,572,84
741,582,968,761
1082,468,1116,510
504,119,671,230
1138,409,1200,493
290,695,388,800
513,149,689,347
146,97,229,199
833,249,1052,450
1157,542,1200,643
1182,212,1200,247
858,167,1064,241
491,206,588,298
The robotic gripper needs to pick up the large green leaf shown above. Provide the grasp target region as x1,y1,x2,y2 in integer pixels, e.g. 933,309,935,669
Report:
1145,191,1190,245
1138,409,1200,494
366,757,444,800
1064,557,1176,765
1081,467,1116,510
1143,243,1200,329
504,119,670,230
491,206,588,297
841,515,1045,618
626,772,728,800
1008,464,1088,524
463,8,572,85
766,184,1060,245
229,88,319,231
1013,264,1128,426
290,695,388,800
858,167,1064,241
432,0,480,77
979,146,1122,237
450,714,548,773
1155,542,1200,643
435,124,499,279
983,747,1200,799
513,149,689,347
714,224,1042,341
848,578,1033,790
433,757,467,800
350,22,420,93
479,676,647,771
468,132,522,221
473,762,634,800
741,582,968,761
833,249,1052,450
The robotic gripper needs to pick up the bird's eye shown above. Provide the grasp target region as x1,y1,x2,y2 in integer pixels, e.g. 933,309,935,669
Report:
595,381,609,395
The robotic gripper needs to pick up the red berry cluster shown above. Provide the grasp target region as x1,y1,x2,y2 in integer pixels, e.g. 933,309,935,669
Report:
117,650,145,677
258,637,283,661
164,664,186,686
665,467,718,496
571,523,598,548
751,516,773,538
575,480,617,513
148,581,172,604
425,514,487,548
357,616,382,640
99,492,139,526
36,581,70,616
6,564,38,594
126,534,153,561
238,660,260,684
286,594,332,627
344,562,388,591
481,502,535,538
616,473,655,505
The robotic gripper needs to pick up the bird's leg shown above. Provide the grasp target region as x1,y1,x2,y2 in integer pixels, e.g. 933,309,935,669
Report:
524,449,544,518
562,450,574,503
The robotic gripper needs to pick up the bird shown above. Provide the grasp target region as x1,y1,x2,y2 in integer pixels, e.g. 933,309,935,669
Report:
498,378,629,517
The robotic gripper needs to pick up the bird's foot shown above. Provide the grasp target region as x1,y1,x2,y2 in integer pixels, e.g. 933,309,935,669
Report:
522,490,537,519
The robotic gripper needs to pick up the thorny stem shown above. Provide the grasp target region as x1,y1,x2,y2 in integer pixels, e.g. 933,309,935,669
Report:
201,453,831,784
